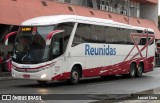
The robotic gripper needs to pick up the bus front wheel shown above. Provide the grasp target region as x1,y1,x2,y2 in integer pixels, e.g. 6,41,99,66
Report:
69,67,80,85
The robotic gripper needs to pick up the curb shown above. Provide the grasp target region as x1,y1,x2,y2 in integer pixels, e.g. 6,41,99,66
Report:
0,72,13,81
0,72,11,76
0,77,15,81
90,87,159,103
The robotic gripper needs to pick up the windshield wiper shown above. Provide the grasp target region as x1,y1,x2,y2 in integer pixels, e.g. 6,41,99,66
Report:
21,35,34,61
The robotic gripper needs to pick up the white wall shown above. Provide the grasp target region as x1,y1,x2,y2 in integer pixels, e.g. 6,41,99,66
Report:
140,4,158,26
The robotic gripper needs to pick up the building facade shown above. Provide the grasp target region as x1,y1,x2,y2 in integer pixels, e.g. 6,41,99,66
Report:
56,0,158,26
0,0,160,71
0,0,159,35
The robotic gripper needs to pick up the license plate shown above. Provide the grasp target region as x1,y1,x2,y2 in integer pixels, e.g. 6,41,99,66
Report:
23,74,30,78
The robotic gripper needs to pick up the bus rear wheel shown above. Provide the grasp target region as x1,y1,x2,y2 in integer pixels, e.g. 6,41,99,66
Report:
69,67,80,85
136,63,143,77
129,63,136,78
37,80,48,85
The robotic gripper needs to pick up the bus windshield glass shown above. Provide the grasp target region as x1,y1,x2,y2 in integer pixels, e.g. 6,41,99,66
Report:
12,26,55,64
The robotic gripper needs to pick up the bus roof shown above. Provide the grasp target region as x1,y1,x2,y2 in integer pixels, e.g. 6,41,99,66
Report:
21,15,154,32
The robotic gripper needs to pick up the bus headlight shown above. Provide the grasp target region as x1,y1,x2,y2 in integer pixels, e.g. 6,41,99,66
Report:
41,74,47,79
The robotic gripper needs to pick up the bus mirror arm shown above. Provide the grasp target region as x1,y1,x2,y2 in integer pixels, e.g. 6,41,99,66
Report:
5,31,17,46
46,30,64,45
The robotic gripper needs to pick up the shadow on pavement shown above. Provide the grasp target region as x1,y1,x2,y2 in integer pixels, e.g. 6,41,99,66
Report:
13,75,149,88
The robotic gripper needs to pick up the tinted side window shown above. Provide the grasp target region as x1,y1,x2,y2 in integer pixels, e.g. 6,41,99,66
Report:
73,24,153,46
50,33,63,57
131,30,154,45
90,25,106,43
139,38,154,45
125,29,133,45
105,27,118,44
57,23,74,52
105,27,113,43
148,32,154,34
72,23,90,46
117,28,126,44
106,27,133,45
139,38,147,45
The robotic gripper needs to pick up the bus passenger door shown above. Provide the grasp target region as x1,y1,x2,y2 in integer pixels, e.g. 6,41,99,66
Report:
55,22,76,79
49,33,64,78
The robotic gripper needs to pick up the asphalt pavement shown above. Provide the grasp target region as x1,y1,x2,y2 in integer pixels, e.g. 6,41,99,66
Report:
0,72,11,77
1,68,160,103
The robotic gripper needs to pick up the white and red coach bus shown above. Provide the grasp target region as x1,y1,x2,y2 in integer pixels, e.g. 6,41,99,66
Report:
5,15,155,85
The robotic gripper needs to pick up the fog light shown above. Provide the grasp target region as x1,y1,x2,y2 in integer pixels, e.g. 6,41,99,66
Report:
41,74,47,79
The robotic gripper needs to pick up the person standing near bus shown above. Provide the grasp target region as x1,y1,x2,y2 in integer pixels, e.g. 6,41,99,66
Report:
6,51,12,72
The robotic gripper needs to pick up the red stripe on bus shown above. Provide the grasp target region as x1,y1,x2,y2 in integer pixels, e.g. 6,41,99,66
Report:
51,56,154,81
12,62,56,70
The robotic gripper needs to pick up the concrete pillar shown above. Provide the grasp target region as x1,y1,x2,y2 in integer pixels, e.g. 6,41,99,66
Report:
92,0,98,9
140,4,158,27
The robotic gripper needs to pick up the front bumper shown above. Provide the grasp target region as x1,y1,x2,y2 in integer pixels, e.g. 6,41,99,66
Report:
12,68,52,81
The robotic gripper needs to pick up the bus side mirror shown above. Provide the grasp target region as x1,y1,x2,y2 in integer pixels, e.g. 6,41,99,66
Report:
46,30,64,45
5,31,17,45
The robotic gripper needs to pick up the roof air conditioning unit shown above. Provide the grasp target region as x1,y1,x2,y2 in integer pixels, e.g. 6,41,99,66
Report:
122,10,127,15
100,4,105,10
109,6,113,12
117,8,121,13
105,6,109,11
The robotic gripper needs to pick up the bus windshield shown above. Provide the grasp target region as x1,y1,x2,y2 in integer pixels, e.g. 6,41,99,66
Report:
12,26,55,64
12,23,74,64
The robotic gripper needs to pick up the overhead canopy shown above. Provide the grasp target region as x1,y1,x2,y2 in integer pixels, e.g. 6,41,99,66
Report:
0,0,75,25
0,0,160,39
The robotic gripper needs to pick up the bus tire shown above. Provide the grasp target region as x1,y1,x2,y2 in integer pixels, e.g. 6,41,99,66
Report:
69,66,80,85
129,63,136,78
37,80,48,85
136,63,143,77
